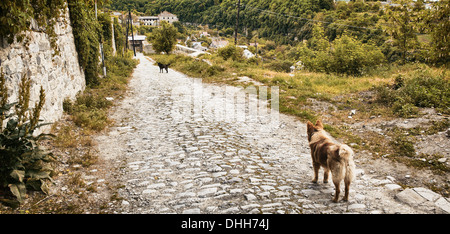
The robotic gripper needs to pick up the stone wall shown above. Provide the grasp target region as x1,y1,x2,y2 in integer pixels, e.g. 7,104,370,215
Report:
0,8,85,131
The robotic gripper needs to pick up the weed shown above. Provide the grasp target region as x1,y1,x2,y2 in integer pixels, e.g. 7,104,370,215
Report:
376,68,450,117
0,72,54,208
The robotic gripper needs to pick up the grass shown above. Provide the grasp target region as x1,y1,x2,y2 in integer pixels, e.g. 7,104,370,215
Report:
63,52,139,132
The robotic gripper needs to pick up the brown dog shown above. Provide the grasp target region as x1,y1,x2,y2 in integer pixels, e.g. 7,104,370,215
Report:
306,120,355,202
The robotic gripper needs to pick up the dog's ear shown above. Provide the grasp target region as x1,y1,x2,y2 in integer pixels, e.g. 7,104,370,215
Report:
306,121,314,132
315,120,323,129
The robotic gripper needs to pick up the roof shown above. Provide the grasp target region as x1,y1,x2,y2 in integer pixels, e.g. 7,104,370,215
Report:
158,11,177,17
128,35,146,41
139,16,159,20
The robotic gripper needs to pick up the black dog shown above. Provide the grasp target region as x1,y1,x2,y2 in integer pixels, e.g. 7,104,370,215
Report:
157,62,170,73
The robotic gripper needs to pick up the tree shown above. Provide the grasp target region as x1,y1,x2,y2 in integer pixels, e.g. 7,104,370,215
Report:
152,21,178,54
385,0,419,64
429,0,450,66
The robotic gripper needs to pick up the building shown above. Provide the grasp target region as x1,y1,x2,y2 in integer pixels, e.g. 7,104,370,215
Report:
158,11,178,24
128,34,147,52
138,16,159,26
138,11,178,26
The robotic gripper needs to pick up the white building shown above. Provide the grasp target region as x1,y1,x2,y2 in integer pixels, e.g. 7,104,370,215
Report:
137,11,179,26
158,11,178,24
138,16,159,26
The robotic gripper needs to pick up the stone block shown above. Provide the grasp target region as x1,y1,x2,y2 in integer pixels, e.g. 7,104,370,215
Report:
413,187,441,202
434,197,450,214
395,188,427,207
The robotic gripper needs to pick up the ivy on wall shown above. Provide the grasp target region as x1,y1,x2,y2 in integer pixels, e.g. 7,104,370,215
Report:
67,0,101,86
1,0,126,87
0,0,66,52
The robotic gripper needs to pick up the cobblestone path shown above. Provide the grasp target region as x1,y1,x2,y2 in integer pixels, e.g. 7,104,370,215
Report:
95,53,449,214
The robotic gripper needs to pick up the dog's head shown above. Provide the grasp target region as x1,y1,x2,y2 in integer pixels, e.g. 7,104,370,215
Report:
306,120,324,142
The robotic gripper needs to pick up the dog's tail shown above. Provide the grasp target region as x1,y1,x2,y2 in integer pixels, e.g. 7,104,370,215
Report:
339,144,356,183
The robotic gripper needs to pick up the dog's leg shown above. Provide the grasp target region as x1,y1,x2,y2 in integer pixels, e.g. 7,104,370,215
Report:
343,179,350,202
323,167,329,183
312,162,320,183
332,179,340,203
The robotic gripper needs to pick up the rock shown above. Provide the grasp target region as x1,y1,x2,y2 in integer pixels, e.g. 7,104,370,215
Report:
260,185,276,191
244,194,257,201
395,188,427,206
348,203,366,211
198,187,218,197
434,197,450,214
229,169,240,174
147,183,166,189
142,189,157,194
182,208,201,214
413,187,441,202
301,189,320,197
438,158,447,163
385,184,402,191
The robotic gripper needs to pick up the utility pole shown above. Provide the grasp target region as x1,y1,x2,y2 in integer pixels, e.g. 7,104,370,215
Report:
234,0,240,45
125,13,129,50
129,9,136,57
255,36,258,65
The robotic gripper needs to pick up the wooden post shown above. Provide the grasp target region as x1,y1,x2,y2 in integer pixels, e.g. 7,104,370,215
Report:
111,17,116,56
125,14,129,50
129,9,136,57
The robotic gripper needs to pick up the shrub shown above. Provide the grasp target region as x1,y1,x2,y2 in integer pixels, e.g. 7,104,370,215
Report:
266,60,293,73
206,65,225,76
152,21,178,54
298,35,385,75
328,35,385,75
376,68,450,116
218,45,244,61
0,72,54,208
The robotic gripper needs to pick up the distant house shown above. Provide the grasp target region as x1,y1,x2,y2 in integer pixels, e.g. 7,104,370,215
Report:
128,34,147,52
158,11,178,24
138,16,159,26
137,11,178,26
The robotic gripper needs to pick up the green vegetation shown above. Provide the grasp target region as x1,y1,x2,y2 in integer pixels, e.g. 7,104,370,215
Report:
0,70,54,208
151,21,178,54
376,68,450,117
0,0,66,51
63,51,138,132
67,0,102,86
1,0,138,210
110,0,449,68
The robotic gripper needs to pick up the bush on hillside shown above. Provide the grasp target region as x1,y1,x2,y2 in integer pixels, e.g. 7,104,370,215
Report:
376,68,450,117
